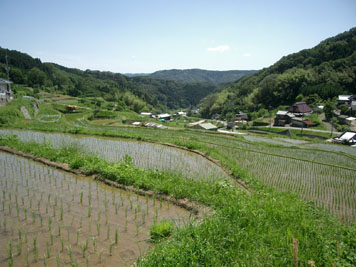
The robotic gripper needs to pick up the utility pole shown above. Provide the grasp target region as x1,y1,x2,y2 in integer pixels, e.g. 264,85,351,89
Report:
5,53,10,80
269,105,272,129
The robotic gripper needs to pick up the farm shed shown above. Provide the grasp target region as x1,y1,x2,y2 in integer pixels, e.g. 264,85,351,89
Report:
291,117,316,128
191,122,217,131
333,131,356,145
288,102,312,115
0,78,14,105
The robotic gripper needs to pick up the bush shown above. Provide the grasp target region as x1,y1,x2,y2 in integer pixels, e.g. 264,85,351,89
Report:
252,120,269,126
150,221,174,242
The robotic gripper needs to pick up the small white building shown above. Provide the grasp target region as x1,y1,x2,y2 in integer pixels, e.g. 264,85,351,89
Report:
176,111,187,116
333,131,356,145
157,113,171,120
338,95,353,106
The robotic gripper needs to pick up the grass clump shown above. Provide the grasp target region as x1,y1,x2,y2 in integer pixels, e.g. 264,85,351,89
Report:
150,220,174,242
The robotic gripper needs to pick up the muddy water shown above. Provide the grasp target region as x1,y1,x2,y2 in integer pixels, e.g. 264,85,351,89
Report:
0,152,193,266
0,128,230,182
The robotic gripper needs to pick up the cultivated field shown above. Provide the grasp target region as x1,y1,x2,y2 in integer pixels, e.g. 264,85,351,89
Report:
0,152,191,266
0,129,229,182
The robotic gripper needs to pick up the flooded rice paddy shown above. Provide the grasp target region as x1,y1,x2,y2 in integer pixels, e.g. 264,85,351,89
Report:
0,152,192,266
0,129,229,182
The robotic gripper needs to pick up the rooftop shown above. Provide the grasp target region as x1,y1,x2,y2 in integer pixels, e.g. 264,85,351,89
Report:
0,78,12,84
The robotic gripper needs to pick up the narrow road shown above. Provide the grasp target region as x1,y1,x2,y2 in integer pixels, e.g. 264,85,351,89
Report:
259,125,341,135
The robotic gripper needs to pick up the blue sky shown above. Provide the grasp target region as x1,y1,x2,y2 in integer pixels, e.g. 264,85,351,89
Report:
1,0,355,73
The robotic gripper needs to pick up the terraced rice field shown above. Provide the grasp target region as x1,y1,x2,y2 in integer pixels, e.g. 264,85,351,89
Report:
0,152,191,266
0,129,229,182
205,138,356,223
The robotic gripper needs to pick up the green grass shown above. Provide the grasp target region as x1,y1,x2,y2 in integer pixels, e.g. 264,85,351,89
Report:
1,134,356,266
150,220,175,242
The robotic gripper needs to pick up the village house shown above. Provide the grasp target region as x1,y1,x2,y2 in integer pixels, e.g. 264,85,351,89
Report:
351,101,356,114
157,113,171,121
337,95,353,106
288,102,312,116
236,112,248,121
176,111,187,116
333,131,356,145
274,110,295,126
0,78,14,105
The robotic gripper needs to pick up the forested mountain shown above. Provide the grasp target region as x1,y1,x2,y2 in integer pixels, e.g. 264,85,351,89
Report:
199,27,356,118
0,48,217,112
146,69,256,84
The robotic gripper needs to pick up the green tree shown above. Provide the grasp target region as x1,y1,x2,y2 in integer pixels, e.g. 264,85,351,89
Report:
324,101,334,121
27,67,46,87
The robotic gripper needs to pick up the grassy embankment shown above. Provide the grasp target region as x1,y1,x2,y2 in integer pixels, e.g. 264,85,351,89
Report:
1,134,355,266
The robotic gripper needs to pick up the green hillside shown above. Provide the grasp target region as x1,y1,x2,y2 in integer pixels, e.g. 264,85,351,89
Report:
0,48,217,112
148,68,256,84
199,27,356,118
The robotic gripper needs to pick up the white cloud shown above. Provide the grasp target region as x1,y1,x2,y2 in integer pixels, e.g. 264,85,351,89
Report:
243,53,251,57
207,45,230,52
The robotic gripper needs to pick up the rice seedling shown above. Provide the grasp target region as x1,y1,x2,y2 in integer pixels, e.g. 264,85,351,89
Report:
18,228,22,241
76,229,80,244
33,240,38,262
98,249,103,263
8,241,13,260
115,228,119,244
0,144,191,266
85,255,90,267
31,210,36,224
61,237,64,252
8,258,13,267
67,245,73,263
48,217,52,231
17,241,22,256
79,240,88,258
60,206,63,221
92,236,97,253
50,231,54,245
96,223,101,236
56,253,60,267
24,249,29,266
109,241,115,256
106,224,111,240
80,191,83,205
46,241,51,258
